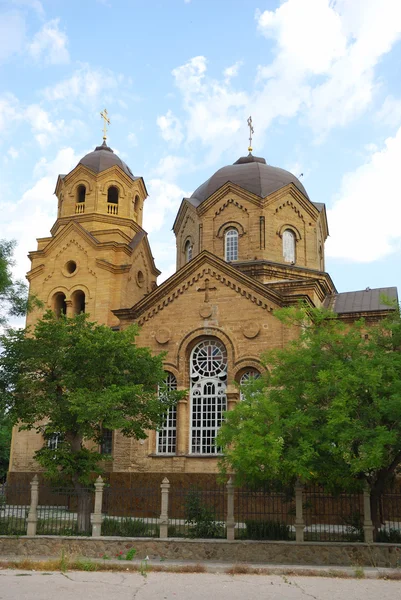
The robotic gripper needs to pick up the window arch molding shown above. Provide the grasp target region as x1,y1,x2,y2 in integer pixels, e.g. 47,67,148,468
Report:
70,283,91,300
47,286,69,309
216,221,246,239
277,223,302,241
181,235,195,254
177,328,235,387
233,359,264,382
70,179,93,198
101,180,124,198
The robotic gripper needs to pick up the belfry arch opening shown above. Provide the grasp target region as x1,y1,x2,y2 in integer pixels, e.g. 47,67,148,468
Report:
72,290,85,314
77,185,86,204
53,292,67,317
107,186,119,204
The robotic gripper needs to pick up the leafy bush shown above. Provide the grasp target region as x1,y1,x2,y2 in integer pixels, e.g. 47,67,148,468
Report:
36,520,90,536
184,488,224,538
376,528,401,543
0,517,26,535
245,519,293,540
101,517,157,537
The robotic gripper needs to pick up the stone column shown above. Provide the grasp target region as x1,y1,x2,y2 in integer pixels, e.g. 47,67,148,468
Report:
27,475,39,536
65,300,73,318
226,477,235,541
91,476,104,537
159,477,170,539
226,385,238,412
176,394,189,455
363,484,374,544
294,480,305,543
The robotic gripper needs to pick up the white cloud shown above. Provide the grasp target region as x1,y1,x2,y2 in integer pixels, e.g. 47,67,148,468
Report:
164,1,401,161
29,18,69,65
24,104,66,147
143,179,188,234
377,95,401,127
0,94,22,132
43,64,125,104
3,148,80,281
153,155,188,181
8,147,19,159
0,11,26,62
157,109,184,146
326,127,401,262
223,61,243,81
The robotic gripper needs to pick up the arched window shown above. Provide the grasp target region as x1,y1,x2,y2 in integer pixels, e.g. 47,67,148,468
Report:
157,373,177,454
239,369,261,401
185,240,193,263
107,186,119,204
225,228,238,261
134,194,140,214
53,292,67,317
283,229,296,263
100,429,113,455
77,185,86,204
190,340,227,454
72,290,85,314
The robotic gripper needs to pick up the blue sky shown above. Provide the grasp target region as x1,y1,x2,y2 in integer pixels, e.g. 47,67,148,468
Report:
1,0,401,302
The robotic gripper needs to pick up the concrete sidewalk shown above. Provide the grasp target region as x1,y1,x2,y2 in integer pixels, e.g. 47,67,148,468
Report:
1,555,400,579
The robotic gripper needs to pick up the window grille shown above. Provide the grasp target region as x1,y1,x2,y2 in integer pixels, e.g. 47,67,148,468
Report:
190,340,227,454
283,229,296,263
157,372,177,454
239,369,260,400
47,433,63,451
100,429,113,455
225,228,238,261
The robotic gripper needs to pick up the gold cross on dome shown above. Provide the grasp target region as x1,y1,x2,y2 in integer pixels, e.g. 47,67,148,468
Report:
198,278,217,303
100,108,110,141
247,115,254,152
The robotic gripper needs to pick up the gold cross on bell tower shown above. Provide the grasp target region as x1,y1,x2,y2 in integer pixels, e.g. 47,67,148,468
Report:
247,115,254,153
100,108,110,141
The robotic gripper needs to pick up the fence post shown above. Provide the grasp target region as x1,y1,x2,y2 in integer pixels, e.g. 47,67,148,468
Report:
27,475,39,536
363,484,374,543
294,480,305,543
159,477,170,539
91,476,104,537
226,477,235,541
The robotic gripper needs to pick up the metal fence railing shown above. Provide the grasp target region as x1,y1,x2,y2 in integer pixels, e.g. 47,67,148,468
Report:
168,484,227,538
37,486,94,536
235,487,295,540
101,486,160,537
0,483,30,535
303,486,364,542
1,478,401,542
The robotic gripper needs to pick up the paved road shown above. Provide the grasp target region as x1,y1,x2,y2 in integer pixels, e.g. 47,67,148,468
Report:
0,571,401,600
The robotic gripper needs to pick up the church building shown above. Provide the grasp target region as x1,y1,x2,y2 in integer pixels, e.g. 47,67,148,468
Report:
8,121,398,486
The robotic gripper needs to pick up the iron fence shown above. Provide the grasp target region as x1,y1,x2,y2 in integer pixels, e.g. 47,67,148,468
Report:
168,483,227,538
303,486,364,542
235,486,295,540
36,486,94,536
0,483,30,535
375,485,401,543
101,486,160,537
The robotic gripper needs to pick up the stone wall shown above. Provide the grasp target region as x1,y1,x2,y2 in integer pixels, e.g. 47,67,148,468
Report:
1,537,401,568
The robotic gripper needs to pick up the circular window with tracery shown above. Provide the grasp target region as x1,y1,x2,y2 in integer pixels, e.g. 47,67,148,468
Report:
191,340,227,378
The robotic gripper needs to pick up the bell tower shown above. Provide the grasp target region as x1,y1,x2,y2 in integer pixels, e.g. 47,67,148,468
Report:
26,119,159,328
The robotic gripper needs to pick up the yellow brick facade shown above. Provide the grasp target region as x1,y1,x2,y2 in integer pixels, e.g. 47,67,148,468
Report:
8,145,391,484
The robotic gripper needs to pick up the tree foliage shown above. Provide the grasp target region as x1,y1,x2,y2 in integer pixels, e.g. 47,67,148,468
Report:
0,239,36,326
0,311,182,489
217,304,401,527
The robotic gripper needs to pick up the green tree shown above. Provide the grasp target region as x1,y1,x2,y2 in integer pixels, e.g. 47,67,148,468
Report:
217,304,401,533
0,411,12,482
0,239,34,326
0,311,182,531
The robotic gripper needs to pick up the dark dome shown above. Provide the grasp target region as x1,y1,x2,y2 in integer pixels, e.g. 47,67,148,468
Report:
78,141,137,180
189,154,309,206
